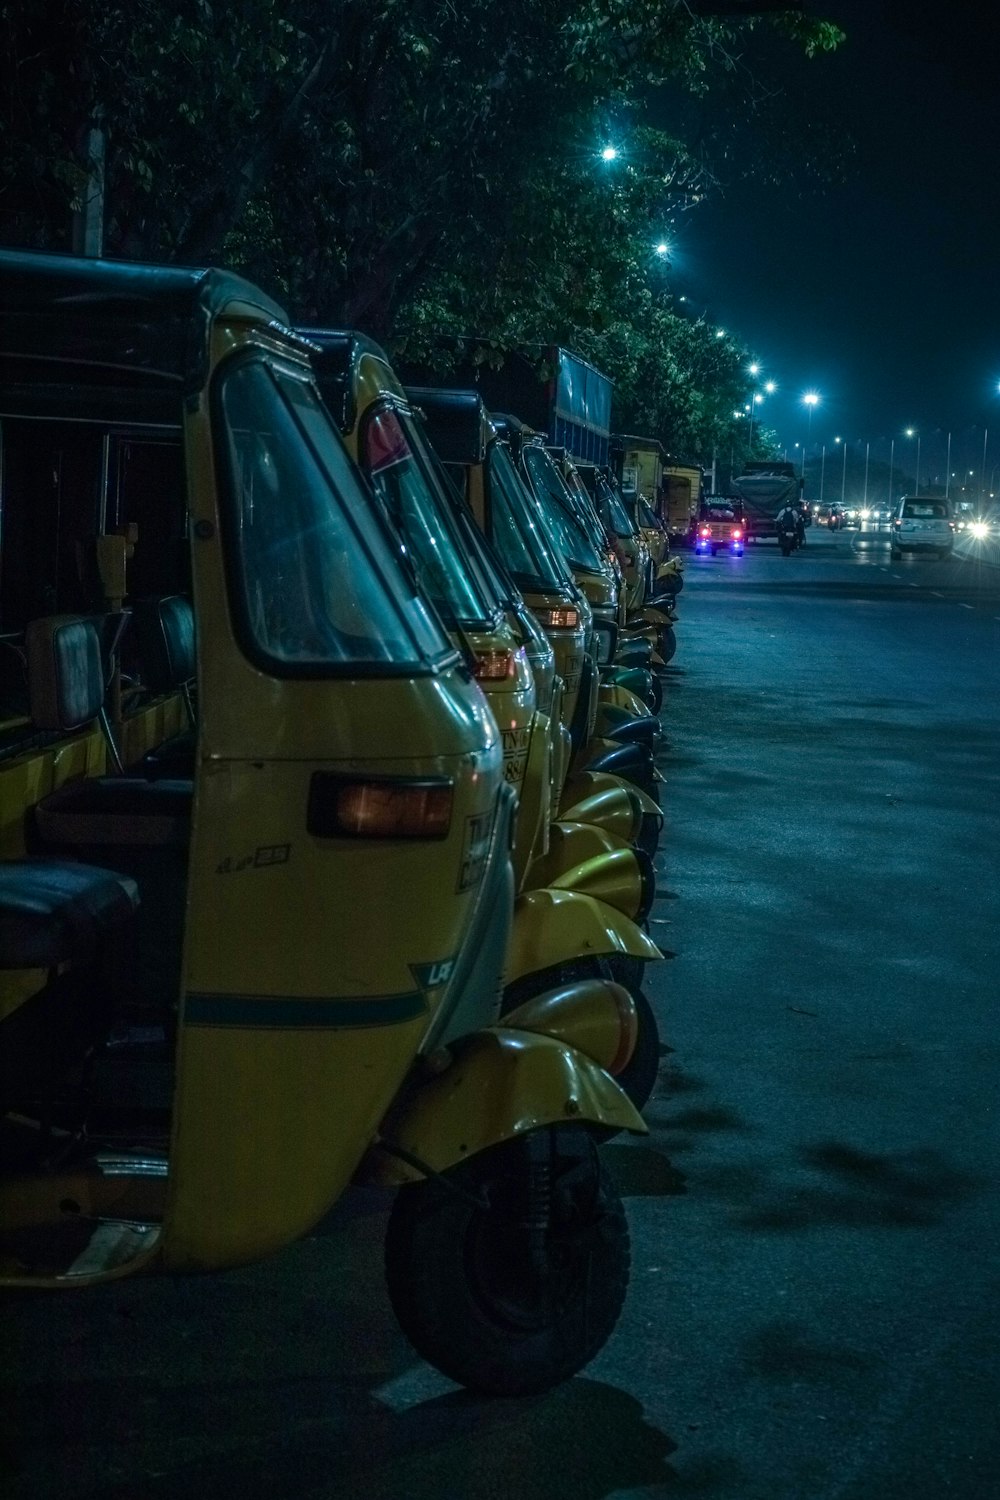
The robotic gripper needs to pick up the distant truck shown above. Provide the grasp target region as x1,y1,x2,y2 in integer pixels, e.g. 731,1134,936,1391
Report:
610,438,702,543
397,343,613,465
730,461,803,543
611,434,663,513
660,463,704,543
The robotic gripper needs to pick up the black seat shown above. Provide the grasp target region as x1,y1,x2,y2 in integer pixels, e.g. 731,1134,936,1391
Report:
132,596,197,779
0,858,140,1108
0,858,139,970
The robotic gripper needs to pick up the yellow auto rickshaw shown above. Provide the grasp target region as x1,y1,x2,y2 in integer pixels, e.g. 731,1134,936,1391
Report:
303,331,663,1106
0,249,647,1397
404,387,664,847
499,422,668,775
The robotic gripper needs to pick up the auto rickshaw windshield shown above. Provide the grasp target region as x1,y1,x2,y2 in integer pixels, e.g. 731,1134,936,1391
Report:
482,442,573,593
361,404,501,630
521,446,606,573
597,477,639,539
218,358,450,671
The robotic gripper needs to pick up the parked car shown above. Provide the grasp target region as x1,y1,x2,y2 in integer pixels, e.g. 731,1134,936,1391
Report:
890,496,954,558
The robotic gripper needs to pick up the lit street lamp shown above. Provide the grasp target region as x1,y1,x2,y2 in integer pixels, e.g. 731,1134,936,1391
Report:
801,392,820,482
745,377,774,455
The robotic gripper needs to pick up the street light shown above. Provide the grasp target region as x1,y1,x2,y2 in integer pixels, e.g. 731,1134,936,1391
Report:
905,427,920,495
746,377,775,454
835,435,847,503
801,392,820,483
747,392,763,451
600,145,618,162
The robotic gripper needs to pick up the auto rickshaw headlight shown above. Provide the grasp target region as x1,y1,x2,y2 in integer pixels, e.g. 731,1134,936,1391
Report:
308,774,454,840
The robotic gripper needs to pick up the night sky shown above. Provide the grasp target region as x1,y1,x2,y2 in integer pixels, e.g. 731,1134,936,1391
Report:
672,1,1000,490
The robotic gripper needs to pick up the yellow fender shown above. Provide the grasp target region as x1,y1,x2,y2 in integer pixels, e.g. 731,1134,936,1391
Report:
528,841,649,923
503,978,639,1076
556,782,641,844
597,681,652,720
563,768,660,818
366,1027,646,1185
506,886,661,986
531,819,629,874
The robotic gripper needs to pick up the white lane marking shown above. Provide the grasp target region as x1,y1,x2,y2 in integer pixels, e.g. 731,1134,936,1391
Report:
890,573,902,579
931,591,944,598
907,581,919,587
958,603,974,610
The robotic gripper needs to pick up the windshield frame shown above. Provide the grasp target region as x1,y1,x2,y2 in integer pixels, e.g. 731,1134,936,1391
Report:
480,440,575,594
213,350,456,679
521,444,606,574
358,398,504,632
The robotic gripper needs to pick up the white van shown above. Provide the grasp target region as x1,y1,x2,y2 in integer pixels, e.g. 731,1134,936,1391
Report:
890,496,954,559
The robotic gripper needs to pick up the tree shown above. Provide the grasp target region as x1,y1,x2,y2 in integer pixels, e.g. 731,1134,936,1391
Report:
0,0,843,458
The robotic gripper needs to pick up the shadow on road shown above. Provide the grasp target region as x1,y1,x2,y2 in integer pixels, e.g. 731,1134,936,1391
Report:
7,1375,682,1500
738,1141,981,1231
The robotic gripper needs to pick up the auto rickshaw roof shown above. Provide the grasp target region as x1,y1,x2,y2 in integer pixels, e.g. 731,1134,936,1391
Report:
402,387,494,466
0,250,292,400
299,328,409,434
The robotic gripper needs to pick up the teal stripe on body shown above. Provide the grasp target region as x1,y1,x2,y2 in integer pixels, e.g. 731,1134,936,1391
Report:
183,991,426,1029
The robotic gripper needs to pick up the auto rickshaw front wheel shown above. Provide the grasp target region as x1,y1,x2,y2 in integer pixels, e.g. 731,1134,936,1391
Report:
385,1127,630,1397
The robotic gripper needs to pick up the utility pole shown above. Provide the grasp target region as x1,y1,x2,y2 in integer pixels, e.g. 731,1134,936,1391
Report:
71,125,105,258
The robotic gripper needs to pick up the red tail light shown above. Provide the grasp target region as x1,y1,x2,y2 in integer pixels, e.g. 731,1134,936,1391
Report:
732,528,742,540
700,527,710,538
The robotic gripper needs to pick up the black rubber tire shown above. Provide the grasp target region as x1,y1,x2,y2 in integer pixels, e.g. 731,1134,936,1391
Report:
614,986,661,1111
890,546,901,560
657,625,677,667
502,955,614,1014
384,1128,631,1397
780,539,792,556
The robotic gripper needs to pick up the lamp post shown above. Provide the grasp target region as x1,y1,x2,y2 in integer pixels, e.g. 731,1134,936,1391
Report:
801,392,820,486
981,428,989,507
819,445,826,503
745,376,774,456
905,427,920,494
887,438,894,511
836,436,847,504
863,441,870,506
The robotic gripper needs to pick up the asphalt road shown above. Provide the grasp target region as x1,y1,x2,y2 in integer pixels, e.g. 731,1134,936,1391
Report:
4,525,999,1499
